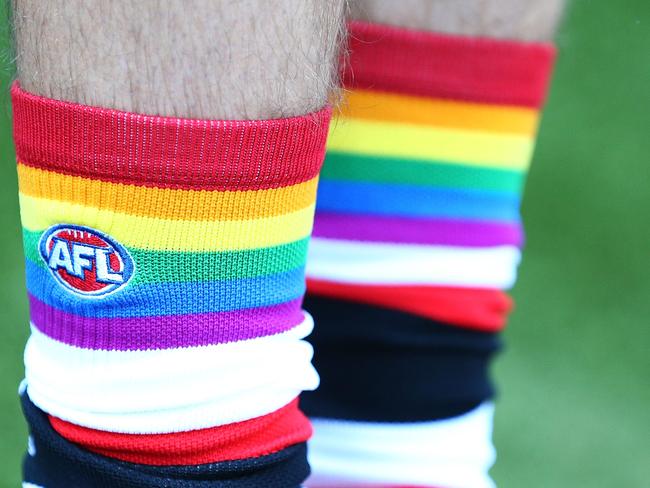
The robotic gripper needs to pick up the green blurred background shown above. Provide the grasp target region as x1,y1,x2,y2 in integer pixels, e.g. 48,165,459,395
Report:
0,1,648,487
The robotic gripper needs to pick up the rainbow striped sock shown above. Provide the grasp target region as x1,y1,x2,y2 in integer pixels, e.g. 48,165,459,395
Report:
303,21,555,488
13,84,331,488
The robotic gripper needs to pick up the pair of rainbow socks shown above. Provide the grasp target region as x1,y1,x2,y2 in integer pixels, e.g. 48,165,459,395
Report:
15,20,554,488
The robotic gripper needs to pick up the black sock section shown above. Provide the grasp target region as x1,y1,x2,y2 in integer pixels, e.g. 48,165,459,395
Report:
301,295,502,422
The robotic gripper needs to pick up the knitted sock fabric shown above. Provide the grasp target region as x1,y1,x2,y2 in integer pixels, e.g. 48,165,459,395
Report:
12,83,331,487
21,392,310,488
303,21,555,487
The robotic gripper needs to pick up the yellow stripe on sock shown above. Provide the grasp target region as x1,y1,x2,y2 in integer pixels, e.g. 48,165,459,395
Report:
340,89,539,135
17,164,318,222
327,117,534,170
19,193,315,251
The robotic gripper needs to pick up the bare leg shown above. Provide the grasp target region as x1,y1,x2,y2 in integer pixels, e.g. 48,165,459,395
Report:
351,0,565,41
14,0,345,118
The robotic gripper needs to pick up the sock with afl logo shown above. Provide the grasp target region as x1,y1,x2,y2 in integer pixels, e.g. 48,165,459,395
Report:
12,83,330,487
302,22,555,488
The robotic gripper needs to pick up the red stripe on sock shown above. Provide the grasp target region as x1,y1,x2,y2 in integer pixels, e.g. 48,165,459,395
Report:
12,83,331,191
306,278,512,332
48,399,311,466
344,21,556,107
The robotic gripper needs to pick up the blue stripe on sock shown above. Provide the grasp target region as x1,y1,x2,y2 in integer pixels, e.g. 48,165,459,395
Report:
315,180,521,222
25,260,305,318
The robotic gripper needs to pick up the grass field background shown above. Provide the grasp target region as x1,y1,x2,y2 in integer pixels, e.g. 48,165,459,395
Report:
0,1,648,487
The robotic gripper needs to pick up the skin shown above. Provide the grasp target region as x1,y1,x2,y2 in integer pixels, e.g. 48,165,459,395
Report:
12,0,565,119
12,0,346,119
351,0,566,41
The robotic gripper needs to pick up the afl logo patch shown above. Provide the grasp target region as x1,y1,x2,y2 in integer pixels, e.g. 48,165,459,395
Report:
39,224,134,297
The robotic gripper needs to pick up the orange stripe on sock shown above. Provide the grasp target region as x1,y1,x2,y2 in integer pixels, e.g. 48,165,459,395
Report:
339,89,539,135
17,163,318,221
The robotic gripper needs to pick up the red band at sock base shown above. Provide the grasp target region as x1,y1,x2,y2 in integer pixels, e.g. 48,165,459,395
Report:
306,278,512,332
48,399,311,466
345,21,556,107
11,83,331,191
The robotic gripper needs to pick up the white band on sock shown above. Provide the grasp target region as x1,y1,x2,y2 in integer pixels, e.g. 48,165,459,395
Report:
25,316,319,433
307,402,496,488
307,238,520,288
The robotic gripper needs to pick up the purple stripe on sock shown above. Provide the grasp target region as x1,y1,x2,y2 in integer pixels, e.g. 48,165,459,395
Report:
313,212,523,247
28,294,305,351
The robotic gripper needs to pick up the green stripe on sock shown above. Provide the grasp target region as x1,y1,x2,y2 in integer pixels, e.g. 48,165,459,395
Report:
23,229,309,284
322,151,524,193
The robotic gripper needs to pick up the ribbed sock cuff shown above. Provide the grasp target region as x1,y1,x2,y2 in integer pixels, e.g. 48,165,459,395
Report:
343,20,556,107
13,83,331,190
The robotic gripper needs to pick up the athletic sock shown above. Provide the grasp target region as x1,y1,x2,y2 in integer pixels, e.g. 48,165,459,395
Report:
12,83,331,487
303,21,555,487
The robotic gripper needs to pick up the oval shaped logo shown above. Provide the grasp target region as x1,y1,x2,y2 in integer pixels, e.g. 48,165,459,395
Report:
39,224,134,297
